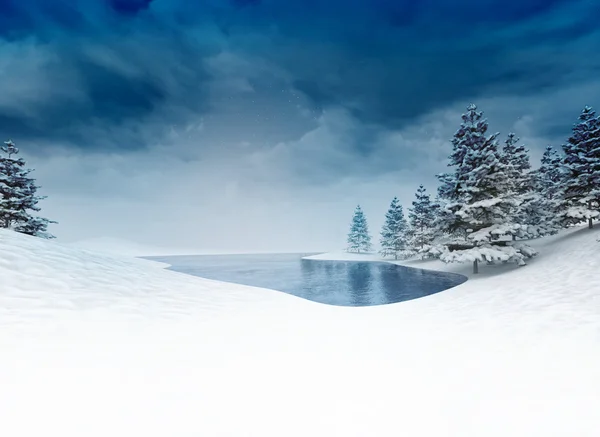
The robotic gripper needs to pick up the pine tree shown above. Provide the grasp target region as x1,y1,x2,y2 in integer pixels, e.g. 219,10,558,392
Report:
500,133,533,238
521,146,564,236
560,106,600,228
0,140,55,238
408,185,437,257
435,104,535,274
379,197,410,260
538,146,564,196
500,133,532,194
347,205,372,253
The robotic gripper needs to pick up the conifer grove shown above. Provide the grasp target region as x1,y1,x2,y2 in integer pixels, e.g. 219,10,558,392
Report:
344,103,600,274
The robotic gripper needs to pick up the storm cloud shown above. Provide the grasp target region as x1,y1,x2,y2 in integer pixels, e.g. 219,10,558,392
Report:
1,0,599,251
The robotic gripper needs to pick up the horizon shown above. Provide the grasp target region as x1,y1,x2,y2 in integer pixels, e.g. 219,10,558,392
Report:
2,0,600,252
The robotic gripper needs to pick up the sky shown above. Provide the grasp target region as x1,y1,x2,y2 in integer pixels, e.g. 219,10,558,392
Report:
2,0,600,253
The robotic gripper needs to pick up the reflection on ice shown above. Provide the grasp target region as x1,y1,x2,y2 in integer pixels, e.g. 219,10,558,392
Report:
147,253,467,307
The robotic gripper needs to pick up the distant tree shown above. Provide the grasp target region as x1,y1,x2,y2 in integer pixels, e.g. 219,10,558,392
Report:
408,185,437,257
379,197,410,260
500,133,532,194
500,132,533,239
347,205,372,253
0,140,56,238
520,146,565,236
560,106,600,228
435,104,535,274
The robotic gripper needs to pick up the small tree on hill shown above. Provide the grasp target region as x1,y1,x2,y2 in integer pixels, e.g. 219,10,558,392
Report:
408,185,437,257
0,140,56,238
560,106,600,228
347,205,372,253
379,197,410,260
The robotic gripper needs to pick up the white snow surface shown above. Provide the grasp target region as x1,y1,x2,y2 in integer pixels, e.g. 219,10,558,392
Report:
1,227,600,437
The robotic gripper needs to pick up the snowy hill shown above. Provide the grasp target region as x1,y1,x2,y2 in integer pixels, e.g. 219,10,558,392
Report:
1,227,600,437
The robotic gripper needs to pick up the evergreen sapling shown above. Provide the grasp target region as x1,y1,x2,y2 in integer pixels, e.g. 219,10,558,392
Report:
408,185,437,258
347,205,372,253
379,197,410,260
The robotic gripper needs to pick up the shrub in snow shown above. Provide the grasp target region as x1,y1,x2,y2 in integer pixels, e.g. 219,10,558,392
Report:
347,205,372,253
379,197,411,260
559,106,600,229
0,140,56,239
435,104,536,273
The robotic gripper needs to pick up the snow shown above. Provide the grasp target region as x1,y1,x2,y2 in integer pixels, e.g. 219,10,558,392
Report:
2,226,600,437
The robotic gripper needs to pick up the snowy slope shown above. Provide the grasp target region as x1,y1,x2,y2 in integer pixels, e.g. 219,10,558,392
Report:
1,227,600,437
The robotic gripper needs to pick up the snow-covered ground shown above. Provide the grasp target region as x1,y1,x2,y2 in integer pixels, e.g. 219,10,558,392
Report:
1,226,600,437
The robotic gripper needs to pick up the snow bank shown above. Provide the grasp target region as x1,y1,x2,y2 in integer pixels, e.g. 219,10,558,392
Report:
1,227,600,437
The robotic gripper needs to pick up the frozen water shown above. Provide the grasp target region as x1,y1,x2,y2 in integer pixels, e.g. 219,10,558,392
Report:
146,253,467,306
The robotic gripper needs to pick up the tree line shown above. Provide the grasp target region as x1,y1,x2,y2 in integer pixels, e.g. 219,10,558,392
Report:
346,104,600,273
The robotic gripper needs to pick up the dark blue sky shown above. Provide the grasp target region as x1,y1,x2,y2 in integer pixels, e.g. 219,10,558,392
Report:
2,0,599,250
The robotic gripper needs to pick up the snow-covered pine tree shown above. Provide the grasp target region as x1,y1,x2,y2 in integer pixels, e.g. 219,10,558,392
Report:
500,132,533,238
408,185,437,257
501,133,532,195
379,197,410,260
0,140,56,238
560,106,600,228
435,104,536,274
347,205,372,253
521,146,565,236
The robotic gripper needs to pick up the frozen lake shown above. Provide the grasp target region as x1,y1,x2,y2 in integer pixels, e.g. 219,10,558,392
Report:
145,253,467,306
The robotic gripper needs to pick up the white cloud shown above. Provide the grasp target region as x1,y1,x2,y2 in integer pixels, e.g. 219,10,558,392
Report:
13,46,600,253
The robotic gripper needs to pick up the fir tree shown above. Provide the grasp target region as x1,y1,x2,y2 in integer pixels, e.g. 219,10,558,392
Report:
408,185,437,257
379,197,410,260
347,205,372,253
435,104,535,274
500,133,533,238
0,140,55,238
560,106,600,228
521,146,565,236
15,215,56,239
501,133,532,196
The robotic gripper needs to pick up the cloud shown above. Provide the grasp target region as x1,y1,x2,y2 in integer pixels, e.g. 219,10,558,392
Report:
1,0,598,153
108,0,154,15
1,0,600,250
230,0,261,8
21,73,600,252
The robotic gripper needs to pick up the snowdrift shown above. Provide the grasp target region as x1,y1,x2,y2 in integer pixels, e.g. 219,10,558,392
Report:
1,227,600,437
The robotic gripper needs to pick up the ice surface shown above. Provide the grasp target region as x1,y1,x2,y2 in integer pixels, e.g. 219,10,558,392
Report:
1,226,600,437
